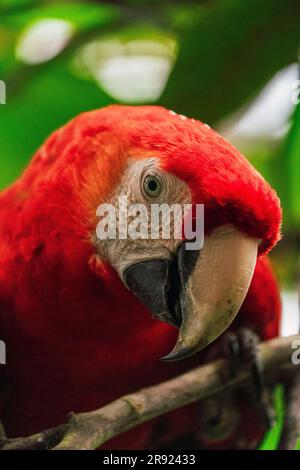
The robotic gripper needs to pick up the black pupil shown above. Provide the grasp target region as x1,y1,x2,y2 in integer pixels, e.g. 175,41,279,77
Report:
148,179,158,192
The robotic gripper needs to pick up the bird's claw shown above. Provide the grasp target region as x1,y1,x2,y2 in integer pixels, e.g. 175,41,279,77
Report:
222,327,274,430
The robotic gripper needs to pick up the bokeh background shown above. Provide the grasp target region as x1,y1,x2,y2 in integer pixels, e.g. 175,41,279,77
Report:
0,0,300,449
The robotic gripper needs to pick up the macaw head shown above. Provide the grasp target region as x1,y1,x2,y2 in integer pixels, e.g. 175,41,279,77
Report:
32,105,281,360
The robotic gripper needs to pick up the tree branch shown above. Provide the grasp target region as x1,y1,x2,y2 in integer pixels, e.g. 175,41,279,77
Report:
1,334,299,450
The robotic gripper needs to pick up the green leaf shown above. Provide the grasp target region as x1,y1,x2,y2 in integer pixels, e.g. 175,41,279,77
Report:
259,385,285,450
161,0,300,124
277,103,300,227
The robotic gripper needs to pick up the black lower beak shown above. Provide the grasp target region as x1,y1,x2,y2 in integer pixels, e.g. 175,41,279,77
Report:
123,229,258,363
123,258,181,327
123,244,199,329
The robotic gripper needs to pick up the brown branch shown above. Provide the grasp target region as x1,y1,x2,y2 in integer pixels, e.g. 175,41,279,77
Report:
1,334,299,451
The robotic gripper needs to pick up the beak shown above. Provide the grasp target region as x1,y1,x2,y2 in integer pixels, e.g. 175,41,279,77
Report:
123,257,181,328
123,225,258,361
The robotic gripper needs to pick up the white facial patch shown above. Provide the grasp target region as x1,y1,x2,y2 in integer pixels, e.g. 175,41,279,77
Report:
94,157,192,278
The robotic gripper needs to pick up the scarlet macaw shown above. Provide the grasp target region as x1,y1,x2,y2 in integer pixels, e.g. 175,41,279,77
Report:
0,105,281,449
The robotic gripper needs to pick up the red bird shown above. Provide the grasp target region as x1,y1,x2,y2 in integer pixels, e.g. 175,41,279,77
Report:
0,105,281,449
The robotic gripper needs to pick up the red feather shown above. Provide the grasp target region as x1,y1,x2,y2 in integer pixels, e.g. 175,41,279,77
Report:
0,106,281,448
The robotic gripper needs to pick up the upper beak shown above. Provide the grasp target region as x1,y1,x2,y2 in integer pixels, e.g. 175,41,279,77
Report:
123,224,258,361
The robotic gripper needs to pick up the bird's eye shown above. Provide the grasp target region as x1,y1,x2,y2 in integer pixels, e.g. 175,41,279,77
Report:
143,175,162,198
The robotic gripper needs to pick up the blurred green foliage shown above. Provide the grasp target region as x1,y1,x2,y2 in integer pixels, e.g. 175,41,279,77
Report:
162,0,300,123
0,0,300,449
0,1,300,215
0,1,119,186
279,103,300,228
